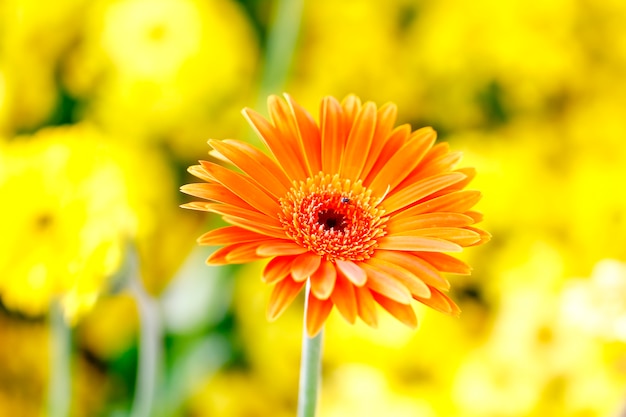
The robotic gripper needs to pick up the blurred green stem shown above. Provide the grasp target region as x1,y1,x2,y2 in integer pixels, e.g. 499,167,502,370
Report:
249,0,304,147
297,281,323,417
258,0,304,98
128,246,162,417
48,300,71,417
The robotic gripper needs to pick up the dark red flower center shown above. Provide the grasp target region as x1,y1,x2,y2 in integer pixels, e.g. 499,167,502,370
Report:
279,173,388,262
317,208,346,231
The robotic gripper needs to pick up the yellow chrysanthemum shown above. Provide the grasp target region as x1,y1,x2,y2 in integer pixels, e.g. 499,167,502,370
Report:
182,94,489,336
0,124,135,321
0,0,86,133
65,0,258,161
288,0,418,120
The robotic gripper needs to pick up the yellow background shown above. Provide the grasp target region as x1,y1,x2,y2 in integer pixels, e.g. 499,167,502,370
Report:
1,0,626,415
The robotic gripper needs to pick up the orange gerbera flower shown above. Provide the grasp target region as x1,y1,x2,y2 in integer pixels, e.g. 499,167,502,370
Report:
182,94,489,336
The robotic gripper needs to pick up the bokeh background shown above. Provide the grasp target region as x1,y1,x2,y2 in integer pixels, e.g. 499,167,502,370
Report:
1,0,626,416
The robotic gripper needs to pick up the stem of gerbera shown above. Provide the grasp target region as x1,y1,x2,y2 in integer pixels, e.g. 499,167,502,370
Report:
127,245,162,417
297,280,324,417
48,300,71,417
258,0,304,98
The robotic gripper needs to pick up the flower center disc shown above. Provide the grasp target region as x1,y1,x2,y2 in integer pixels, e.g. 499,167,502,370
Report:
279,173,387,262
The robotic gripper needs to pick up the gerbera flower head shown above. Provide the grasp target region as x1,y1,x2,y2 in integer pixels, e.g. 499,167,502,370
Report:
182,94,490,336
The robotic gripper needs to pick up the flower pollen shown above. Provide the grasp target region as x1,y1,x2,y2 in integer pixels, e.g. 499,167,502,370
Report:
279,173,387,262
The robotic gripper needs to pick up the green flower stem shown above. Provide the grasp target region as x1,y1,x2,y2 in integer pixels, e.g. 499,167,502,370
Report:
48,300,71,417
128,247,162,417
297,281,324,417
249,0,304,148
258,0,304,98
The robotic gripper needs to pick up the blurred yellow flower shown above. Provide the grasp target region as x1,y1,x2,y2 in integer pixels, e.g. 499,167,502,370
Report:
319,364,437,417
0,311,112,417
0,68,7,133
0,313,48,416
77,293,139,359
288,0,420,122
0,124,135,321
400,0,584,129
65,0,259,161
447,239,626,417
562,259,626,342
188,370,293,417
0,0,87,133
101,0,205,80
0,121,201,319
561,92,626,266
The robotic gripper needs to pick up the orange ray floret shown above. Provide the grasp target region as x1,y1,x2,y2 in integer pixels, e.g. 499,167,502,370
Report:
182,94,490,336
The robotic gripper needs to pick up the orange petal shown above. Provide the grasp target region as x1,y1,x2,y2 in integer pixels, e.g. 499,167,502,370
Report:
208,139,290,198
256,241,309,257
285,94,322,175
208,148,229,163
446,167,476,191
340,101,377,180
197,226,267,245
180,201,210,211
205,245,234,265
465,226,492,246
187,164,214,182
414,287,461,316
291,252,322,282
464,210,484,223
310,260,337,300
306,294,333,337
365,257,431,298
363,124,411,186
384,172,467,213
386,212,475,234
243,107,308,180
206,242,265,265
201,203,282,228
375,250,450,291
371,292,418,328
341,94,362,120
390,227,482,247
361,263,412,304
320,96,346,174
396,190,483,219
416,168,478,203
200,162,281,218
221,215,287,239
419,142,450,166
368,127,436,196
262,256,297,284
360,102,398,180
412,150,464,181
354,285,378,327
377,236,462,252
225,242,268,263
335,259,367,286
180,183,253,209
225,139,293,188
267,277,305,321
417,252,472,275
375,102,398,136
267,95,312,177
329,273,357,323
